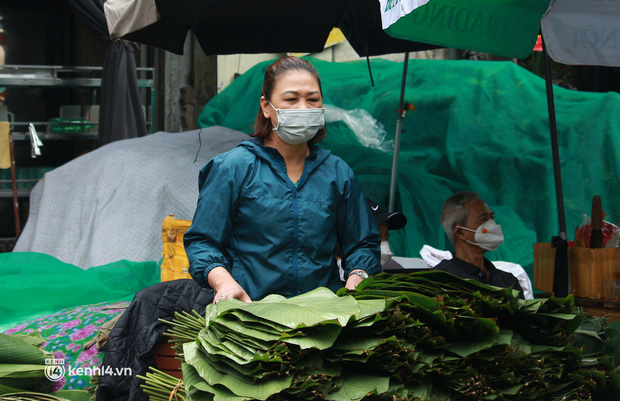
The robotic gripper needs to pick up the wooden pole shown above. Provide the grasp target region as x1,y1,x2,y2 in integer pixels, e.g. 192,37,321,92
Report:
8,130,20,237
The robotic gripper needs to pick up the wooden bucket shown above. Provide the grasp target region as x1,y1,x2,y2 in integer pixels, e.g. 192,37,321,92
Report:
533,242,620,298
154,341,182,379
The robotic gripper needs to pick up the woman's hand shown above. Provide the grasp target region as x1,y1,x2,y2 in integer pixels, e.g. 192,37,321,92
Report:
345,273,364,290
208,267,252,304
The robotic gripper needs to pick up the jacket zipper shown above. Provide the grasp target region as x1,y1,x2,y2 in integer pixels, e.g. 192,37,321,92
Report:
291,185,299,295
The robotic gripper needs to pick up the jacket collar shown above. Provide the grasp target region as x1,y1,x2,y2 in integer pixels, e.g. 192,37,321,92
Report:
239,137,330,176
451,256,497,276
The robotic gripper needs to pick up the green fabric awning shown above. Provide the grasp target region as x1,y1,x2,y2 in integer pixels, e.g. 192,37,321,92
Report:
381,0,552,59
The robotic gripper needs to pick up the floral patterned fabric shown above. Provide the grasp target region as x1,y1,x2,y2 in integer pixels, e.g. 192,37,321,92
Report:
3,301,129,391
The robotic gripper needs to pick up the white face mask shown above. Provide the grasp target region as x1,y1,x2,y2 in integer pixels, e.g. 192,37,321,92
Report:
270,102,325,145
457,219,504,252
380,241,393,270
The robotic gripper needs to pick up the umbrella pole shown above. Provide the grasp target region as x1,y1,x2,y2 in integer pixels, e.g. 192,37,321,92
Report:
542,39,569,297
9,130,21,238
542,45,567,239
388,53,409,213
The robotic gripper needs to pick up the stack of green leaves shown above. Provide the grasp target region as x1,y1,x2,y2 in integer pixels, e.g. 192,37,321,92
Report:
180,288,386,401
0,332,51,395
153,271,620,400
0,333,91,401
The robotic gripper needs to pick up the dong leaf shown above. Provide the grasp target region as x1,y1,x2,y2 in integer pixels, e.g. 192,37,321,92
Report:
278,323,342,350
325,372,390,401
0,334,48,365
184,341,293,399
183,362,238,401
448,330,513,358
214,288,360,328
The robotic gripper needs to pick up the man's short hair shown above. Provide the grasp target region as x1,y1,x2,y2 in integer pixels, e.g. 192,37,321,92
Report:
440,191,480,245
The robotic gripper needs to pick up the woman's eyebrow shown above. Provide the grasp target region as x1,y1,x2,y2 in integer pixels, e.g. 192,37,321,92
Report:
280,90,321,96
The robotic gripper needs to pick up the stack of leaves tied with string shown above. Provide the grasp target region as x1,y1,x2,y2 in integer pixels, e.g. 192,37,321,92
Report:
144,271,620,401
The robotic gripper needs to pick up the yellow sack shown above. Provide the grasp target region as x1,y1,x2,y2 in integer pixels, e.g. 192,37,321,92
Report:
0,121,10,169
161,215,192,282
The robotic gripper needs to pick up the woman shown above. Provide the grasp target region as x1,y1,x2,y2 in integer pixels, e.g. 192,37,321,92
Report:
98,57,381,401
184,56,381,303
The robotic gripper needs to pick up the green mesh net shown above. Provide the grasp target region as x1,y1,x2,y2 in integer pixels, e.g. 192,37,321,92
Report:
0,252,159,331
198,56,620,286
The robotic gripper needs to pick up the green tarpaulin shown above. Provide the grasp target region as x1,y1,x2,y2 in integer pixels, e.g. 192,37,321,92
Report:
0,252,159,331
198,56,620,283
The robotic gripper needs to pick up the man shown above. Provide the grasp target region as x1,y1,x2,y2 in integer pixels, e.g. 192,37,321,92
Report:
435,191,524,298
366,199,407,271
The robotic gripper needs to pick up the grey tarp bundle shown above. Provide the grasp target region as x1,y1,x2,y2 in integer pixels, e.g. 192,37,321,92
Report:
66,0,147,146
13,128,248,268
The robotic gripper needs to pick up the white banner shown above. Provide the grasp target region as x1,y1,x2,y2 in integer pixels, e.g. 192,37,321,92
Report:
104,0,159,39
542,0,620,67
380,0,431,29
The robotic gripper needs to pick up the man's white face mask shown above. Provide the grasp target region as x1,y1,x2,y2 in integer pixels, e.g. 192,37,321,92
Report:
457,219,504,252
380,241,393,270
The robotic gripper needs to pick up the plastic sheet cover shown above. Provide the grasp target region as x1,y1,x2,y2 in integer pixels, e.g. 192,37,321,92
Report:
198,56,620,281
13,127,248,268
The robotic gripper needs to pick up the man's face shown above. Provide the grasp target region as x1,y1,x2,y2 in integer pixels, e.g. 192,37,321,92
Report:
456,199,494,244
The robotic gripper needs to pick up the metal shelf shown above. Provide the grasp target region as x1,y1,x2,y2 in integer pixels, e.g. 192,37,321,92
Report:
0,64,154,88
0,64,156,137
0,188,33,198
8,121,152,141
11,131,98,141
10,121,98,140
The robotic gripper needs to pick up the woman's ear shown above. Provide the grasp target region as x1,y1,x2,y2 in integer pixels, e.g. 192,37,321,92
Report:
260,96,270,119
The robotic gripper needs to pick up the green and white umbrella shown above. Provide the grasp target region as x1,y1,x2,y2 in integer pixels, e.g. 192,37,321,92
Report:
380,0,552,59
381,0,620,66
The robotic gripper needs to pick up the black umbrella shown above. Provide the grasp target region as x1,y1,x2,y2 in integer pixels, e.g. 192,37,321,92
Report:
104,0,439,230
104,0,438,57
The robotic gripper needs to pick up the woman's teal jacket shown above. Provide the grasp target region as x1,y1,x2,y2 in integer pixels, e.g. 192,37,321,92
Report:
184,138,381,301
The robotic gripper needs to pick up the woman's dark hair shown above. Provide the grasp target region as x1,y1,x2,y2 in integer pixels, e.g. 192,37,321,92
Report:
252,56,327,143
